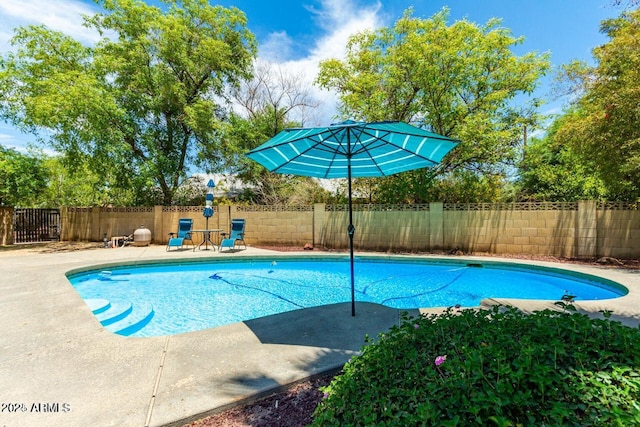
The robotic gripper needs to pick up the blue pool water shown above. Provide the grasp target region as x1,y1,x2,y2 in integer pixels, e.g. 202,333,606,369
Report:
67,257,626,337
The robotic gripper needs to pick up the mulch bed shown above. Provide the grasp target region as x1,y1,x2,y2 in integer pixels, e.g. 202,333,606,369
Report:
182,374,334,427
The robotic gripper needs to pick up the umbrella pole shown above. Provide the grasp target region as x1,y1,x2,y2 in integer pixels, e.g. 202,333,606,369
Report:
347,157,356,317
205,217,209,250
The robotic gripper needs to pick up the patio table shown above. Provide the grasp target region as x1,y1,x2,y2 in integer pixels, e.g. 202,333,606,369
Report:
192,228,222,251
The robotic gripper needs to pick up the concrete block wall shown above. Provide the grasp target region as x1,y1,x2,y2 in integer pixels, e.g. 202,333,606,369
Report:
97,207,155,241
159,206,228,245
321,205,431,252
597,202,640,258
320,207,348,249
60,207,92,241
236,206,314,246
577,201,597,258
0,207,13,246
62,206,233,245
441,203,579,257
61,207,155,242
51,201,640,259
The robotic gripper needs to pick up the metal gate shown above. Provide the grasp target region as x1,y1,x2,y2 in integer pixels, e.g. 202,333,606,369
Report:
14,208,60,243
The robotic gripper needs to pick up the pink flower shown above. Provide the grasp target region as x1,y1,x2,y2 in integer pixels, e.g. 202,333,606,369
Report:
323,392,329,399
414,323,419,329
435,355,447,366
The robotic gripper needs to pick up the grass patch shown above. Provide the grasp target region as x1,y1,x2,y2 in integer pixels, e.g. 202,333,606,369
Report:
312,305,640,426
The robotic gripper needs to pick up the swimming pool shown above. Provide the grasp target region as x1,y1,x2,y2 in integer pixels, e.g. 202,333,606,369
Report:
67,256,627,337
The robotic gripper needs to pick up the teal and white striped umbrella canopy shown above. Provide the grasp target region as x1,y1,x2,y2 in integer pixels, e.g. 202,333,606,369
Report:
247,120,459,317
246,120,459,178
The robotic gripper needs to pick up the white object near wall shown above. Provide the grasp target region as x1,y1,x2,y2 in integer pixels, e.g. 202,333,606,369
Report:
133,225,151,246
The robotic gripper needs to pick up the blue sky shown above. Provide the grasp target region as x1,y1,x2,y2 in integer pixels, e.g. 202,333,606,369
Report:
0,0,626,152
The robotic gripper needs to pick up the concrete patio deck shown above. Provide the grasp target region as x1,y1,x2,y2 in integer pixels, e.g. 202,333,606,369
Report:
1,244,639,427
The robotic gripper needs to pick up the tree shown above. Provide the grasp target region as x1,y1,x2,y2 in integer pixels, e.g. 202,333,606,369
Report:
232,60,319,135
224,61,328,205
612,0,639,8
42,154,165,207
0,146,48,207
316,8,550,202
516,113,609,201
554,8,640,200
0,0,257,205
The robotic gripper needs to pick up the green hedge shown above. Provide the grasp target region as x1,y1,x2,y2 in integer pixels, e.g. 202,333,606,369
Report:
312,305,640,426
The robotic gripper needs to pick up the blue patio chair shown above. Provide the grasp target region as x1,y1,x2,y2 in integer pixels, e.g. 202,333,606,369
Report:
166,218,195,251
219,219,246,252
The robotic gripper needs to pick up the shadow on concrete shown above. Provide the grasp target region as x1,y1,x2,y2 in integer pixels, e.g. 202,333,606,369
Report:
244,302,417,349
163,303,417,426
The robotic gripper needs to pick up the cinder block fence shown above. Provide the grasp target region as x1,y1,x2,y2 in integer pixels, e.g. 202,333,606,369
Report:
0,207,13,246
51,201,640,259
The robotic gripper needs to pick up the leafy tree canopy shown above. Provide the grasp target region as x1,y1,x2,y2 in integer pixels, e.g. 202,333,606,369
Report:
316,8,550,203
0,0,257,205
612,0,639,7
554,8,640,200
0,145,48,207
516,113,609,201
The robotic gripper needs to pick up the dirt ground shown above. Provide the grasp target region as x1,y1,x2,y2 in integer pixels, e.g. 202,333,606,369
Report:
2,241,638,270
3,241,638,426
182,374,334,427
0,241,102,255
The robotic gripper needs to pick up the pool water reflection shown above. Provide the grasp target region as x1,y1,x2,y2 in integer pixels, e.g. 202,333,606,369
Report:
67,257,626,337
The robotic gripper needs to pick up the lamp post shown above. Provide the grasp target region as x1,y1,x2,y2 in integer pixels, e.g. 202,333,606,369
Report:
202,179,215,250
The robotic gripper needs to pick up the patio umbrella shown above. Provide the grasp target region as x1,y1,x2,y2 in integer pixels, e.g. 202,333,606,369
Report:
202,179,215,250
246,120,459,316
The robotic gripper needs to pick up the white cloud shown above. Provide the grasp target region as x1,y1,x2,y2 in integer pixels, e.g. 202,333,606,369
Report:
1,0,385,148
259,31,294,63
0,133,17,143
0,123,30,152
258,0,384,125
0,0,100,52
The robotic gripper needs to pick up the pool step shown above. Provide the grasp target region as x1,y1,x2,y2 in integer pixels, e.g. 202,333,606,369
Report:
85,298,154,336
95,300,133,326
107,301,155,336
86,298,110,315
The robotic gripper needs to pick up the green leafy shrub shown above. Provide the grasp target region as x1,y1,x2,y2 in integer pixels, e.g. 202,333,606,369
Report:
312,306,640,426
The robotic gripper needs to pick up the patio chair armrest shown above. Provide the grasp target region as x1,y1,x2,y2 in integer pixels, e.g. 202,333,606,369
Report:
168,232,176,237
